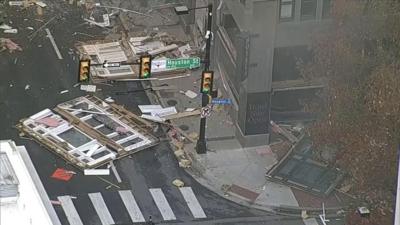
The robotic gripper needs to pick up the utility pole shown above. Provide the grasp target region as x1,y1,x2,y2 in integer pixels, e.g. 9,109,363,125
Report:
195,4,213,154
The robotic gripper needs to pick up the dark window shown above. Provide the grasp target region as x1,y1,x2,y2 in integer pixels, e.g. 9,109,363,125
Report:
322,0,332,18
280,0,295,21
301,0,317,20
272,46,312,82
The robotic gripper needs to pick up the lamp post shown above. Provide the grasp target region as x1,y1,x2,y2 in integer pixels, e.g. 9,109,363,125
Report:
175,4,213,154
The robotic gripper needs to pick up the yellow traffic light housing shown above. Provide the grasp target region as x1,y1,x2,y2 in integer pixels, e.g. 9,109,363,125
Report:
201,71,213,94
78,59,90,82
139,55,152,79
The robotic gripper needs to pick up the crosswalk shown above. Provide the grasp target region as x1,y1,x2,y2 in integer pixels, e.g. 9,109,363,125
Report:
57,187,206,225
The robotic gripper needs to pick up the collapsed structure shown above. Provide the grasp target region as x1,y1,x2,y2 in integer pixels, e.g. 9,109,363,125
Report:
17,96,159,170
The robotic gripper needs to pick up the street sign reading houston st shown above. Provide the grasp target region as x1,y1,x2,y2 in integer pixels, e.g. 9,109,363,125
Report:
166,57,201,69
152,57,201,72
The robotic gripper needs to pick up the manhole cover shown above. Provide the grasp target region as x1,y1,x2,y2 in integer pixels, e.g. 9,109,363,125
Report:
179,125,189,131
167,99,177,106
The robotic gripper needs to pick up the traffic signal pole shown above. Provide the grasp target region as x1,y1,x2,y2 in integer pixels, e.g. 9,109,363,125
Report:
196,4,213,154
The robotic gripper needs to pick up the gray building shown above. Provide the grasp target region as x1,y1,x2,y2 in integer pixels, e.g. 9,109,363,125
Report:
183,0,331,147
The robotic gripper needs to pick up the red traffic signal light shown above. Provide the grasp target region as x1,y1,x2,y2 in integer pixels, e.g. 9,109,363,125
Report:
78,59,90,82
139,55,152,79
201,71,213,94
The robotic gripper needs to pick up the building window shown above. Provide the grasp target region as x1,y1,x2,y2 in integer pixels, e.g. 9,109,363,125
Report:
301,0,317,20
322,0,332,18
280,0,294,21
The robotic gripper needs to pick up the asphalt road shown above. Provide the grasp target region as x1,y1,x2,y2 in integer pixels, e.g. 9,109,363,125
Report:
0,2,317,225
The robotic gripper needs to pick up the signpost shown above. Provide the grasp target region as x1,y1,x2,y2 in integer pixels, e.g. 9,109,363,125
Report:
152,57,201,72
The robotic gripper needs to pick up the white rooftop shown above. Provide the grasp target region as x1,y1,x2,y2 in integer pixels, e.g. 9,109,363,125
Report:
0,140,61,225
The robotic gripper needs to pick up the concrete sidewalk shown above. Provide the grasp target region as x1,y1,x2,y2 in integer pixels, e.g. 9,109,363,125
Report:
145,68,343,222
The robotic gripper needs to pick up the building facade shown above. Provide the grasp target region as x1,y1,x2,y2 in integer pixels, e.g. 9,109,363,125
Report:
184,0,331,147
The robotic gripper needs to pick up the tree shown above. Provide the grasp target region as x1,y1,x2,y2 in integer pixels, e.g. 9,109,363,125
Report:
301,0,400,224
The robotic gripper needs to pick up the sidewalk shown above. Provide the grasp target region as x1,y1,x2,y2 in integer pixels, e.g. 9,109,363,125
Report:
145,68,343,218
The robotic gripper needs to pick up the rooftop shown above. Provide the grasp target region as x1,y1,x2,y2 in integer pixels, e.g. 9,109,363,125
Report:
0,140,61,225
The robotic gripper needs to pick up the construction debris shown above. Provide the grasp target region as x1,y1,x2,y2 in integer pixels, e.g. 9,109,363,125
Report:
84,14,111,28
8,1,24,6
80,84,97,92
17,96,159,170
270,121,299,143
35,1,47,7
184,90,198,99
104,97,115,103
172,179,185,187
0,38,22,53
51,168,75,181
84,169,110,176
0,24,12,30
138,105,163,114
35,117,61,127
4,29,18,34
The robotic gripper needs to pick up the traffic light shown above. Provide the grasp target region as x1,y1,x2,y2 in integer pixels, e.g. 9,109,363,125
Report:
78,59,90,82
139,55,152,79
200,71,213,94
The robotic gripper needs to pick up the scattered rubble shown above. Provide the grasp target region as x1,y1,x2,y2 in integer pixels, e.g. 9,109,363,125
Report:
51,168,75,181
80,84,96,92
184,90,197,99
84,169,110,176
3,29,18,34
172,179,184,187
0,38,22,53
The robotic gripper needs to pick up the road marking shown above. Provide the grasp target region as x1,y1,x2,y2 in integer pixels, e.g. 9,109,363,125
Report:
149,188,176,221
119,190,145,223
57,196,84,225
179,187,207,219
45,28,63,60
88,192,115,225
110,161,122,183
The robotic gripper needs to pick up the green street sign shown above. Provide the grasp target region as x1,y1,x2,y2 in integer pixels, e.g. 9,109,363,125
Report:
166,57,201,70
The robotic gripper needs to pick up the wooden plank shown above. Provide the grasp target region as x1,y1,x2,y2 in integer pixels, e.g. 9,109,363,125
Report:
163,110,200,120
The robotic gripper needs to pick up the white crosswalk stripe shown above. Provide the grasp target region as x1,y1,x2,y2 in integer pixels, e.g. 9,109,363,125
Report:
88,192,115,225
179,187,207,219
149,188,176,221
57,196,84,225
119,190,146,223
58,187,206,223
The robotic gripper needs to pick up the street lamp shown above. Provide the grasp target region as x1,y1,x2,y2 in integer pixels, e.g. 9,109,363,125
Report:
175,4,213,154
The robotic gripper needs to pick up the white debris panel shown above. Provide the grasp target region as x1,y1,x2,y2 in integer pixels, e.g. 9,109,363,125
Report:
81,42,134,78
17,96,159,170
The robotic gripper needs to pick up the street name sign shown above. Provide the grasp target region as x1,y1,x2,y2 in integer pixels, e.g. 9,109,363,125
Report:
166,57,201,69
151,57,201,73
211,98,232,105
